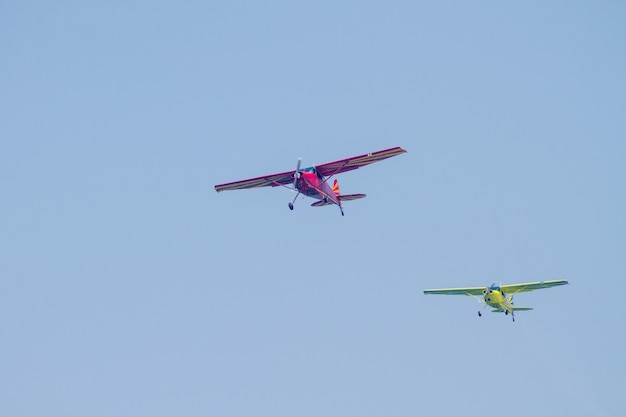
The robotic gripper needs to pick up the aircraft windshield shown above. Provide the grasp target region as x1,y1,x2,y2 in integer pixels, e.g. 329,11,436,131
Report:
302,166,323,180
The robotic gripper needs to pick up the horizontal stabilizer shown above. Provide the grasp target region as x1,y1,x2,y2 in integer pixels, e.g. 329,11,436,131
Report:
491,306,533,313
311,200,332,207
311,193,366,207
338,193,366,201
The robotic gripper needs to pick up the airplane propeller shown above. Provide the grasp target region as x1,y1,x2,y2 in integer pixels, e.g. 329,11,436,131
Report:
293,157,302,188
288,158,302,211
483,283,495,295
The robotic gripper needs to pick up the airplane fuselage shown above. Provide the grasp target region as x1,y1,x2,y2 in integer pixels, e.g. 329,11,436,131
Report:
296,169,340,205
483,287,513,314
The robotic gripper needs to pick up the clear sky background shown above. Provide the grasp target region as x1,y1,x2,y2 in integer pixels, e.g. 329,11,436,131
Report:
2,2,625,416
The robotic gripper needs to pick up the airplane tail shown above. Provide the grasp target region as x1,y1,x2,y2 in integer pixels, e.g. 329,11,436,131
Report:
310,193,367,207
311,200,332,207
338,193,366,201
491,306,533,313
310,179,365,209
332,179,340,196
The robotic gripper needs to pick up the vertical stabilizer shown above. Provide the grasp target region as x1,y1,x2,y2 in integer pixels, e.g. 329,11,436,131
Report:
332,179,341,196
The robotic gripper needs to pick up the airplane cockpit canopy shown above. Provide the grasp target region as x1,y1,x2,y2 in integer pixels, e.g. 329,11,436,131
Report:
304,166,323,179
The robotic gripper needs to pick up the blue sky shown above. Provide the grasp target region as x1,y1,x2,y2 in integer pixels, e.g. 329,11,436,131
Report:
1,2,625,416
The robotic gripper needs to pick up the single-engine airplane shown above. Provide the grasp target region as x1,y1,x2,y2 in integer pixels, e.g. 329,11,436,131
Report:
423,279,569,322
214,146,406,216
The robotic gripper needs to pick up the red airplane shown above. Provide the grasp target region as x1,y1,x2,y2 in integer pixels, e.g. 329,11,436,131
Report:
214,146,407,216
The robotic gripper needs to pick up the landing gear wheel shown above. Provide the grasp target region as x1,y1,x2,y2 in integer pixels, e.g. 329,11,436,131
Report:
478,311,482,317
288,203,294,210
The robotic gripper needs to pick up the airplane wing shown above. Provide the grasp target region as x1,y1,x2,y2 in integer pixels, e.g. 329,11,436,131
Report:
424,280,568,296
315,146,407,177
215,170,295,192
423,286,487,296
500,279,569,294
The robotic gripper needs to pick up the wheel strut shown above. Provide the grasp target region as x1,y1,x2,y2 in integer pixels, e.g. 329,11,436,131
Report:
288,192,300,211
